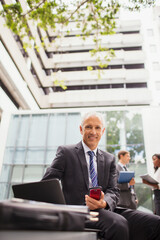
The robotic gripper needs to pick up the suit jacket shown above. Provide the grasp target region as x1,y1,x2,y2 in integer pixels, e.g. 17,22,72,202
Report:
42,141,119,211
116,163,137,209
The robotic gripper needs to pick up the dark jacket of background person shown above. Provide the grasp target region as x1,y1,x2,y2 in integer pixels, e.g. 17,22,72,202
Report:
116,163,137,210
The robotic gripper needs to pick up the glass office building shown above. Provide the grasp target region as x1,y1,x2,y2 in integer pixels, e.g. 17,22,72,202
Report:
0,108,155,212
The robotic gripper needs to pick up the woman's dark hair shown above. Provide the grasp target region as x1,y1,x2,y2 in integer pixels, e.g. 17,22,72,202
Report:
152,154,160,172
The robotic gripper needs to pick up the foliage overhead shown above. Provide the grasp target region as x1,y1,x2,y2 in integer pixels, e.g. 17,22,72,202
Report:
0,0,156,78
0,0,155,38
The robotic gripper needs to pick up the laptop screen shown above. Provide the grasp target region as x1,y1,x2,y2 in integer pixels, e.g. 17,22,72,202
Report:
12,179,66,204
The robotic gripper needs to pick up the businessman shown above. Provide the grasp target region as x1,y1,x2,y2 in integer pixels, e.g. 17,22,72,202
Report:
42,111,160,240
116,150,137,209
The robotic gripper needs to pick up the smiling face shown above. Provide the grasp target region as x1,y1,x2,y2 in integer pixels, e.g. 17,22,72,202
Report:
80,115,105,150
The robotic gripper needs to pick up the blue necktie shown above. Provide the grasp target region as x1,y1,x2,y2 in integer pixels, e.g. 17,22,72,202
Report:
88,151,98,187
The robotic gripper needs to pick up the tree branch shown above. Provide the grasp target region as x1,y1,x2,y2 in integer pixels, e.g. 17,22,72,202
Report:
22,0,47,17
62,0,89,23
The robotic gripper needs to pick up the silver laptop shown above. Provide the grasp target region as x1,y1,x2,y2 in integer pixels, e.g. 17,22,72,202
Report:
12,179,66,204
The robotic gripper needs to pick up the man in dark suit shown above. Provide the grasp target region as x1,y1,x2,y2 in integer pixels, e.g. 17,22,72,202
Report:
116,150,137,209
42,112,160,240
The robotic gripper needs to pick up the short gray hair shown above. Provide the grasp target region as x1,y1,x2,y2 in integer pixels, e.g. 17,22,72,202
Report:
81,111,105,128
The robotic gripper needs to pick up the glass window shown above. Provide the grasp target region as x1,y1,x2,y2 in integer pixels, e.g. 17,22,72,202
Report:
14,148,26,164
3,147,15,164
9,184,14,199
99,112,107,150
0,165,11,182
23,166,43,182
65,113,81,144
106,111,124,153
6,115,20,147
45,148,57,164
0,183,9,200
28,114,48,147
11,165,23,182
125,111,145,162
16,115,30,146
47,113,66,147
26,148,45,164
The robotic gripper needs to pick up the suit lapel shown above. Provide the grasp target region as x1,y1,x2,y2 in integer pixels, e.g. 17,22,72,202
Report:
75,142,89,189
97,149,105,186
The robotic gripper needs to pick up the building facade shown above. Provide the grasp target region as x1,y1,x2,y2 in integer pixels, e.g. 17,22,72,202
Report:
0,2,160,112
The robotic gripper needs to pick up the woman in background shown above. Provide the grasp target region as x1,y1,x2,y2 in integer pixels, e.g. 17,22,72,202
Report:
142,154,160,215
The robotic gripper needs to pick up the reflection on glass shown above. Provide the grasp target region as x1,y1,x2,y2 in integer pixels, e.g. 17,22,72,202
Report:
47,113,66,146
16,115,30,146
28,114,48,147
135,183,153,211
11,165,23,182
9,184,14,199
66,113,81,144
26,148,45,164
106,111,123,145
23,166,43,182
126,111,145,161
3,148,15,164
6,115,19,147
0,165,11,182
14,148,26,164
0,183,9,200
45,148,57,164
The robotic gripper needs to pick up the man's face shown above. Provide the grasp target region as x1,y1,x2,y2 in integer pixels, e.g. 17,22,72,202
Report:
80,115,105,150
121,153,130,165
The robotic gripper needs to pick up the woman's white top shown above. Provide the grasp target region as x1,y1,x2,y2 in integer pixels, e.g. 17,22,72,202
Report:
153,167,160,189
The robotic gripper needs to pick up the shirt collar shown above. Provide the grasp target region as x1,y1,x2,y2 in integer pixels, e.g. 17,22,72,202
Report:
82,140,97,156
118,161,126,168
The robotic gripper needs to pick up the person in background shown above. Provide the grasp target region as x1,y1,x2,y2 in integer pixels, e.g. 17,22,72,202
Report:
142,154,160,216
42,112,160,240
116,150,138,209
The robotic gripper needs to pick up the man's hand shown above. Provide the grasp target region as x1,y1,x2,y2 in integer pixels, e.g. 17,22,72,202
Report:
85,191,107,210
129,178,135,186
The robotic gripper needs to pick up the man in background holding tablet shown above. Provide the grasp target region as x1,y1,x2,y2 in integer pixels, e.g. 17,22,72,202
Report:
117,150,137,209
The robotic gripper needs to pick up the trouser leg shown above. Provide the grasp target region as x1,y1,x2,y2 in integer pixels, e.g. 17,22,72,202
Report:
115,208,160,240
85,209,129,240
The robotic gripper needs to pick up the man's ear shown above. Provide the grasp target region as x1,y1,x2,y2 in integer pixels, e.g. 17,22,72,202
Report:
102,128,105,135
80,125,83,135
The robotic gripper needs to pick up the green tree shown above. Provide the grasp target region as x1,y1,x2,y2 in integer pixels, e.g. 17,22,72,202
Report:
106,111,124,153
126,113,145,159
